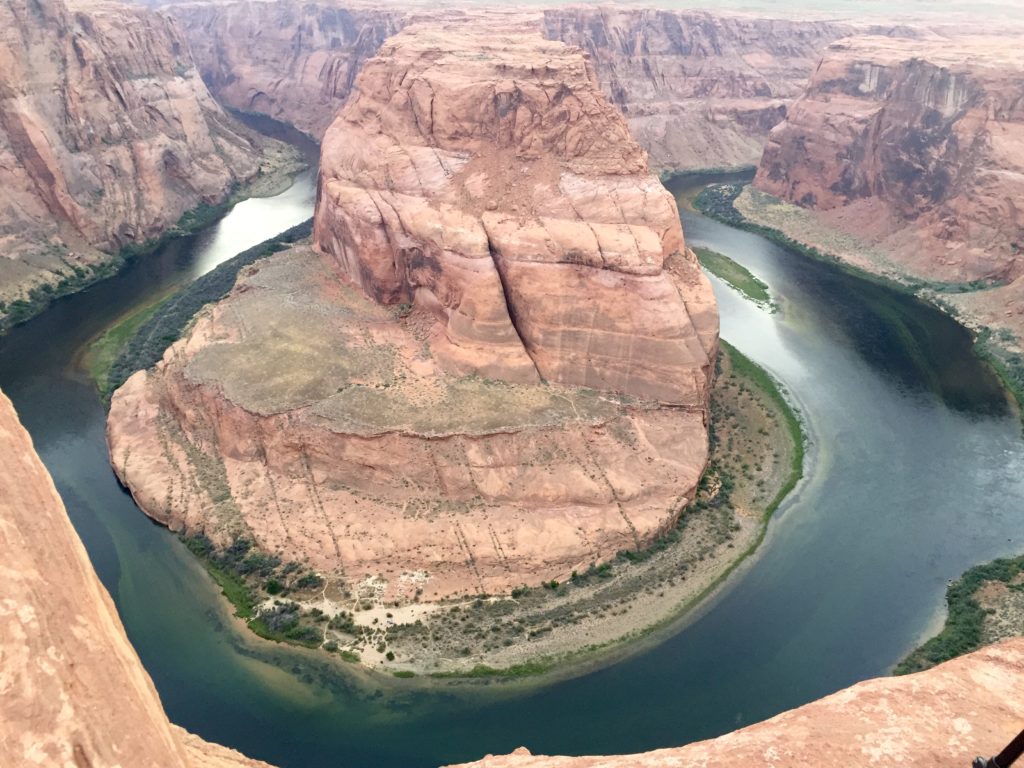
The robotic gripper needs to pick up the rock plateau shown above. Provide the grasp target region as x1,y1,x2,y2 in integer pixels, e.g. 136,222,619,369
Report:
107,21,718,609
0,0,281,325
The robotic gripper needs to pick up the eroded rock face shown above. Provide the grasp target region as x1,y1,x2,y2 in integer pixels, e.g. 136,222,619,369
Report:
170,1,852,171
314,21,717,405
108,22,717,604
0,0,267,317
0,388,275,768
449,637,1024,768
754,35,1024,286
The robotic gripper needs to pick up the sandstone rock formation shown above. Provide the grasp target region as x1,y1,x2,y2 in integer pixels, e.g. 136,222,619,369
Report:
0,388,275,768
169,0,852,171
0,0,276,323
754,35,1024,290
107,21,717,607
450,637,1024,768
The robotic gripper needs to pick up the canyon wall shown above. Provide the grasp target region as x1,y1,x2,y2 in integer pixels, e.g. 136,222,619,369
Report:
0,0,272,321
0,388,275,768
107,20,717,613
171,0,405,139
169,1,852,171
541,8,850,171
450,637,1024,767
751,35,1024,329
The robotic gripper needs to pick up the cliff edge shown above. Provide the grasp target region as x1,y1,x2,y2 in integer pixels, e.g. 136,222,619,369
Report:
0,388,275,767
450,637,1024,767
0,0,284,327
749,34,1024,335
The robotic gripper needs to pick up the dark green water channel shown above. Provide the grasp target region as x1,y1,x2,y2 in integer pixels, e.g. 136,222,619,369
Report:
2,165,1023,768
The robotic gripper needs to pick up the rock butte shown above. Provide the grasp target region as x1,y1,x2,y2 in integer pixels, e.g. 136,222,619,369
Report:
0,388,274,768
169,0,857,172
0,0,274,319
752,34,1024,334
107,21,717,603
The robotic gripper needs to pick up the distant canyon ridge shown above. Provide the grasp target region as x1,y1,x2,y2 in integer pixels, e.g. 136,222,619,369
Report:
166,1,1024,340
169,2,854,172
747,34,1024,339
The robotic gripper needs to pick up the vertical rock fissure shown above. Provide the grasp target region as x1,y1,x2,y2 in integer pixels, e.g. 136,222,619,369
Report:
485,235,544,381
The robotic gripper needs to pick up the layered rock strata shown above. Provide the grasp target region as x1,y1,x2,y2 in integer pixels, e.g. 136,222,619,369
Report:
0,0,274,320
171,0,405,138
541,9,851,171
169,1,852,170
0,388,275,768
108,22,717,604
753,35,1024,325
450,637,1024,768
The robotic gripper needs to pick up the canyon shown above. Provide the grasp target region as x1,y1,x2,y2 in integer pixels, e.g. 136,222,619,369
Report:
0,0,294,328
106,19,719,664
167,1,853,172
5,366,1022,768
747,34,1024,337
4,0,1024,766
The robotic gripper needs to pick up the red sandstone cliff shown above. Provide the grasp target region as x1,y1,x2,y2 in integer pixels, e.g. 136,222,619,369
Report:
107,21,717,612
0,388,275,767
754,35,1024,289
0,0,274,322
313,20,717,403
171,0,404,138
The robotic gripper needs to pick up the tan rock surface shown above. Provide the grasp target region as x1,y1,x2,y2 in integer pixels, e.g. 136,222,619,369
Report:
755,35,1024,289
0,0,271,320
0,387,274,767
449,637,1024,768
108,245,711,602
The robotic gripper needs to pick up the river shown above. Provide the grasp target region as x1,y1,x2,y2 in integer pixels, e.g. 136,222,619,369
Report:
2,164,1023,768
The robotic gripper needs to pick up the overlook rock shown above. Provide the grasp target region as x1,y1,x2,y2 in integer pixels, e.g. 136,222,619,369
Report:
450,638,1024,768
108,22,717,605
0,389,274,768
